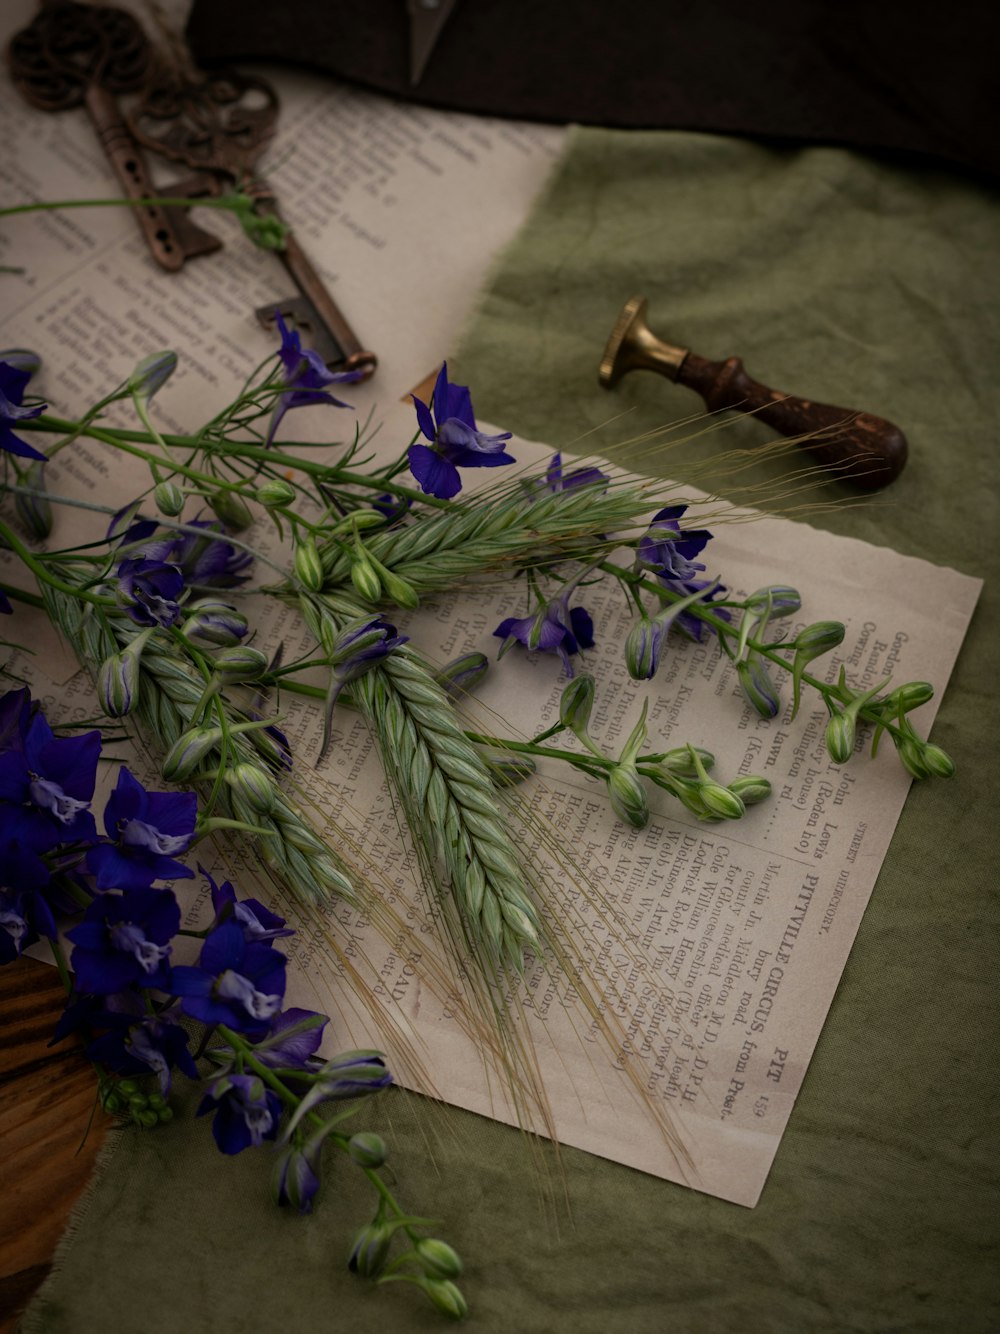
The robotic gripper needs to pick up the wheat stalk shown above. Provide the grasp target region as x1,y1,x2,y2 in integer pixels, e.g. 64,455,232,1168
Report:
319,481,654,599
305,593,541,970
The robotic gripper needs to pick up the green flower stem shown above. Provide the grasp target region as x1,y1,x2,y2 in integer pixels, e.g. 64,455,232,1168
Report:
216,1025,418,1234
0,582,45,608
48,933,73,994
0,518,115,607
0,194,262,223
604,562,912,743
23,417,451,510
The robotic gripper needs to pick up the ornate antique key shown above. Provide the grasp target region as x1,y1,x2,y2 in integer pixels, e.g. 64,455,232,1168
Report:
7,1,222,272
127,68,377,377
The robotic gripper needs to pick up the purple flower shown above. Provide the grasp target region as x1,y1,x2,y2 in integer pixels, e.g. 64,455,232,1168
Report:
0,888,38,963
0,707,101,854
0,834,62,960
170,920,286,1035
273,1142,322,1213
204,867,294,943
66,886,180,993
87,768,197,891
163,521,254,589
0,360,47,462
253,1007,329,1070
60,990,198,1093
542,452,609,493
636,505,729,641
112,512,254,599
407,363,515,500
197,1072,283,1154
0,590,11,615
494,574,595,677
321,616,409,759
115,556,186,629
266,313,361,446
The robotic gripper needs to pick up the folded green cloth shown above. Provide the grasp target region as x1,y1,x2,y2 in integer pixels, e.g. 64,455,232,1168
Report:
25,129,999,1333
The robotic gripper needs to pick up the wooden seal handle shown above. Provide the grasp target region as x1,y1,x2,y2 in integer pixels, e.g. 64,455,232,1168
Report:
677,352,908,490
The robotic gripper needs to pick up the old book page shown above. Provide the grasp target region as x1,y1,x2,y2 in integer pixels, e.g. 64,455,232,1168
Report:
0,5,982,1209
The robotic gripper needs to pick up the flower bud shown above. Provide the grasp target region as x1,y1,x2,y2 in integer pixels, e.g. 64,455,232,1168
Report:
348,1222,394,1278
559,673,595,735
350,555,383,602
745,586,802,619
698,782,746,820
153,481,184,516
893,734,931,779
790,622,846,718
727,775,772,806
129,350,177,400
625,616,661,680
347,1132,387,1167
182,601,249,647
0,348,42,378
658,746,715,776
271,1145,321,1214
737,656,780,719
162,725,222,780
226,761,276,814
209,489,254,531
825,710,855,764
416,1238,463,1279
378,567,419,610
606,765,649,829
256,478,297,508
15,460,52,539
435,651,489,697
294,538,324,592
420,1279,468,1320
98,649,140,717
213,645,269,682
879,681,934,715
921,743,955,778
331,508,387,533
794,620,846,653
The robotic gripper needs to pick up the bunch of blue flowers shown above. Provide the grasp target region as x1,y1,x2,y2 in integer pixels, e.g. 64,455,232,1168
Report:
0,685,467,1320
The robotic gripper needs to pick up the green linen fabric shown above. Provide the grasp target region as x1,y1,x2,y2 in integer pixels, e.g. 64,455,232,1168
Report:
23,130,999,1333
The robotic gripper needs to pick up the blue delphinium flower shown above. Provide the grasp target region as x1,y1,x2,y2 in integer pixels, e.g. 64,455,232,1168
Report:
636,505,729,640
320,615,409,759
57,989,198,1093
407,363,515,500
0,834,60,962
163,520,254,589
66,886,180,993
197,1072,283,1154
494,573,595,677
253,1007,329,1070
542,452,609,493
265,313,361,446
170,920,286,1035
0,705,101,853
204,867,294,942
0,887,38,963
115,556,186,629
87,768,197,891
0,359,47,462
